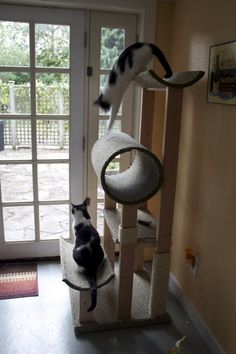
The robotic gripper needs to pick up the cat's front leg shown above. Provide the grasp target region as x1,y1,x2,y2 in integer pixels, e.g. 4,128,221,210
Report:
106,114,115,131
106,102,120,131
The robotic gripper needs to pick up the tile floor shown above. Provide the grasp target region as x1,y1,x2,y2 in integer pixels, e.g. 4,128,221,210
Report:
0,261,213,354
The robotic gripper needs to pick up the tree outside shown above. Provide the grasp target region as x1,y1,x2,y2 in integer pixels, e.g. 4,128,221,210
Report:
0,22,125,150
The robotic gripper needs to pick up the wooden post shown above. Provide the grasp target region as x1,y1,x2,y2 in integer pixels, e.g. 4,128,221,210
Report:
104,194,116,209
78,290,94,323
104,222,115,270
117,204,137,319
139,89,155,151
157,87,183,253
138,90,155,211
135,90,155,268
150,87,183,316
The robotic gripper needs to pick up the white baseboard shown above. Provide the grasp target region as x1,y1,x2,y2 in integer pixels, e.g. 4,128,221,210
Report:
169,273,225,354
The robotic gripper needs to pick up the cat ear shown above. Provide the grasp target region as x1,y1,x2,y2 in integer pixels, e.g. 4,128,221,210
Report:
83,197,90,207
94,94,103,106
70,202,75,208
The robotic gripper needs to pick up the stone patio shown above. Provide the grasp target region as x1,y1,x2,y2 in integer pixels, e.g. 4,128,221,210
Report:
0,147,104,242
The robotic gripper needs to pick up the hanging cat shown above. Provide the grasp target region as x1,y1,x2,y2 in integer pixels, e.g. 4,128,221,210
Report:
94,42,173,131
71,198,104,312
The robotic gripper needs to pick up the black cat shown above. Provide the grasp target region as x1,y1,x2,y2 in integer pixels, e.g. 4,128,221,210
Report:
94,42,172,130
71,198,104,312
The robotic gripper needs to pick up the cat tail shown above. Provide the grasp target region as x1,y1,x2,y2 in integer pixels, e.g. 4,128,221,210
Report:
86,273,97,312
150,44,173,78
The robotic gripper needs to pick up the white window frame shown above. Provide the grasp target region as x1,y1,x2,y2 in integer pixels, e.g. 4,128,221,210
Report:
0,4,85,259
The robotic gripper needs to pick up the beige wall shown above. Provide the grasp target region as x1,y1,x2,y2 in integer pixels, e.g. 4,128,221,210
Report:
152,1,236,353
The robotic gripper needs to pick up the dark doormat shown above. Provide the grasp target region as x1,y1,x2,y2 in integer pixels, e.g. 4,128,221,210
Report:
0,263,38,300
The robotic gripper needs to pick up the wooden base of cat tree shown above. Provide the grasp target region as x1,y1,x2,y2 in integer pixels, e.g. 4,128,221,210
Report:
70,266,170,335
60,236,170,334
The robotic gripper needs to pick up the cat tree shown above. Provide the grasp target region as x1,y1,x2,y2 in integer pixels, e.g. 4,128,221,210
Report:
60,69,204,334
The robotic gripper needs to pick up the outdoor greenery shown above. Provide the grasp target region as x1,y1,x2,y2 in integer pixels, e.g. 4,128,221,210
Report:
0,23,124,114
0,22,124,148
0,21,69,84
100,27,125,69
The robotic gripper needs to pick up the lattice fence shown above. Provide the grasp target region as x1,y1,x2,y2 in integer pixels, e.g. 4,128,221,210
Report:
3,120,69,149
0,82,69,149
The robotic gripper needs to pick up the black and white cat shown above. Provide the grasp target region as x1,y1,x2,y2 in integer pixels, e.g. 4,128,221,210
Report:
71,198,104,312
94,42,173,130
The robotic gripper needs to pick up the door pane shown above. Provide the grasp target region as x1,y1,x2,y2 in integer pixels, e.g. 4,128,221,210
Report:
0,21,30,67
100,27,125,69
0,73,30,115
3,206,35,242
0,164,33,202
39,204,69,240
35,24,70,68
36,73,69,115
38,163,69,201
37,120,69,159
98,119,121,137
0,119,32,160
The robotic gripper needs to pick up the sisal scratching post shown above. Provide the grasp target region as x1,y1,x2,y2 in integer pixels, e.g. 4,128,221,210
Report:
104,194,116,269
118,205,137,319
149,251,171,316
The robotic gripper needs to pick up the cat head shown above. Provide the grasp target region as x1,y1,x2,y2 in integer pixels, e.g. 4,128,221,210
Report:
71,198,91,220
94,94,111,112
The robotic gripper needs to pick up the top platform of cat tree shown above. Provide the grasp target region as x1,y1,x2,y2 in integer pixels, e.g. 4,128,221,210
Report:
133,69,204,90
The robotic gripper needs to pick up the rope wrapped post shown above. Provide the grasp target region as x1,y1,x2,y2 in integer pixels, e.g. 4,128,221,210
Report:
118,205,138,319
104,194,116,270
149,251,171,316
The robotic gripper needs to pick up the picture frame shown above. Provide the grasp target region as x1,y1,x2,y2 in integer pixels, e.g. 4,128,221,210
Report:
207,40,236,105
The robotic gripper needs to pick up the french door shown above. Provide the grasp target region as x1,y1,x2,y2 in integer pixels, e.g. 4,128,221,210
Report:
0,5,85,259
87,12,137,234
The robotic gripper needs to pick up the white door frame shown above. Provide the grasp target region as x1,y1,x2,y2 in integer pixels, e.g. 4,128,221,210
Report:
0,5,85,259
3,0,156,44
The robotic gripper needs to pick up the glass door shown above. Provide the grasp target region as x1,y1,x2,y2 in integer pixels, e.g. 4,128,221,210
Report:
87,11,137,234
0,5,85,259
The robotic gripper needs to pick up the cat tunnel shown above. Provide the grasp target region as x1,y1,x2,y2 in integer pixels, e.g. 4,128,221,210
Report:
91,131,163,205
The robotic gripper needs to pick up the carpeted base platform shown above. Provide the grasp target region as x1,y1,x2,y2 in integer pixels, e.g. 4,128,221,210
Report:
70,265,171,335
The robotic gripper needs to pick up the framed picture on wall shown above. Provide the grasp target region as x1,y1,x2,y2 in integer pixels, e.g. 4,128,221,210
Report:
207,40,236,105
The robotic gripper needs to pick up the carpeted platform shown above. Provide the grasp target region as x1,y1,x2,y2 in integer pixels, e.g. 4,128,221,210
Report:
70,264,170,335
60,237,170,334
